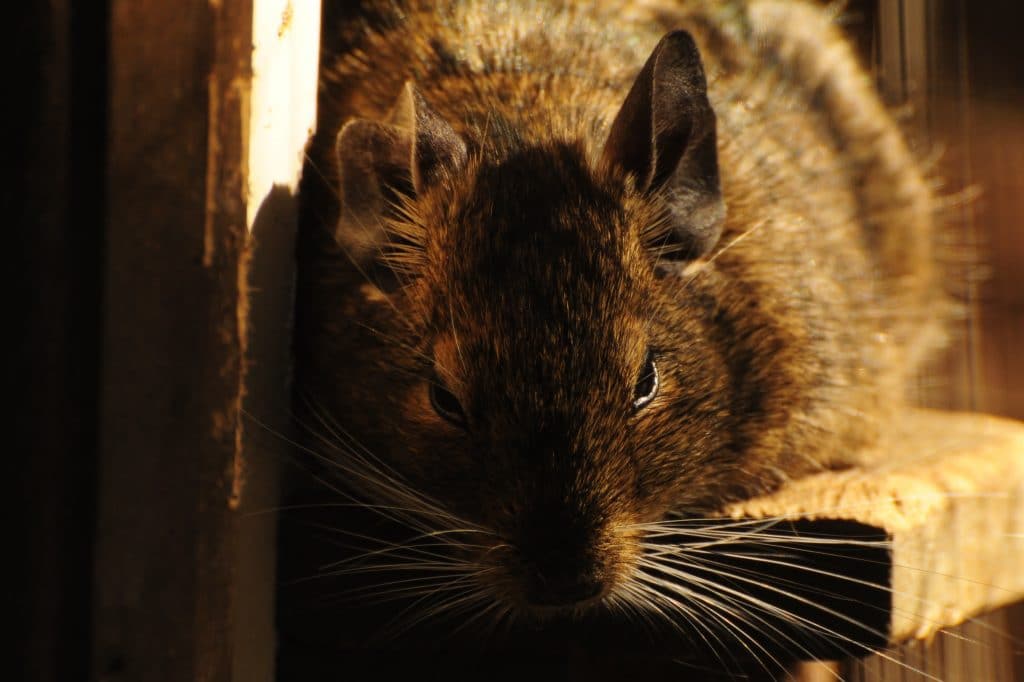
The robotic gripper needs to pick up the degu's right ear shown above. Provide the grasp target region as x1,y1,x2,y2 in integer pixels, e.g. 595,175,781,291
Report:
334,82,467,263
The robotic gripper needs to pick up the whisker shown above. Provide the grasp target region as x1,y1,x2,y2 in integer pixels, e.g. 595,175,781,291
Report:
635,555,942,680
636,568,841,679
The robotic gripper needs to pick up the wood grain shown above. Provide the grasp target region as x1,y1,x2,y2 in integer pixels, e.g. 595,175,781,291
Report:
727,409,1024,647
92,1,252,680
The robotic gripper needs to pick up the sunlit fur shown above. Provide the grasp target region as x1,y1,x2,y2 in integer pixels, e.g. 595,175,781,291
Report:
292,0,955,668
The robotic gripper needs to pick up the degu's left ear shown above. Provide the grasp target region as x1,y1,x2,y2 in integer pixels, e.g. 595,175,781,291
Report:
333,82,467,265
601,30,725,260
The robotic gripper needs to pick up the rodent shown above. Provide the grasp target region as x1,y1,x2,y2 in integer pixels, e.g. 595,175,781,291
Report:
288,0,948,672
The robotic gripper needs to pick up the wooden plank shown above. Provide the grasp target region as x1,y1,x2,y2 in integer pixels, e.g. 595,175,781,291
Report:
726,410,1024,646
93,1,252,680
234,2,321,682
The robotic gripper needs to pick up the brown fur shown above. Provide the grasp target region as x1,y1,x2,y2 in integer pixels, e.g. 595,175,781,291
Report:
294,0,946,621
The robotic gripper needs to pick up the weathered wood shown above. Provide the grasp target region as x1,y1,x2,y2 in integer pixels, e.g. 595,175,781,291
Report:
93,0,319,679
727,410,1024,646
235,2,321,682
93,1,252,680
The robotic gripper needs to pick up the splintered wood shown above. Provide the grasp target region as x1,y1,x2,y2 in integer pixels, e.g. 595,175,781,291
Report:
725,409,1024,645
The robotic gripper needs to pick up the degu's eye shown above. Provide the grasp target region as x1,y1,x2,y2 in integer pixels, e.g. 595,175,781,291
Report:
430,377,467,427
632,351,659,411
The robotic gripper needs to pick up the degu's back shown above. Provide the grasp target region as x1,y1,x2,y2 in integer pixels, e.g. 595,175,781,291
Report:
290,0,947,665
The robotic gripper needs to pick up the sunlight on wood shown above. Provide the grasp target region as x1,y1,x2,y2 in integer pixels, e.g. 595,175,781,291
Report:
727,409,1024,647
247,0,321,230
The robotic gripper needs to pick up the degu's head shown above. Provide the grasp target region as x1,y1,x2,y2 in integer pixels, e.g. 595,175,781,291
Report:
310,31,750,615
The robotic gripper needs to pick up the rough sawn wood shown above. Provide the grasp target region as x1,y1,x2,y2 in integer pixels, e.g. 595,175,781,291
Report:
726,409,1024,645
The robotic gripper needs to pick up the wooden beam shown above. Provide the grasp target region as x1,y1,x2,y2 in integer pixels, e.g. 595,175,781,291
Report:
726,410,1024,646
235,2,321,682
95,0,321,680
93,1,252,680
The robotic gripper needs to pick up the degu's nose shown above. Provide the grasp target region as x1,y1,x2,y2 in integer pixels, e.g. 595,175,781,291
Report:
521,547,606,606
515,512,609,607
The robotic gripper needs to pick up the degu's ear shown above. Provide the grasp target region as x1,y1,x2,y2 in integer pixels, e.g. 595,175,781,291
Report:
334,82,467,262
601,30,725,260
